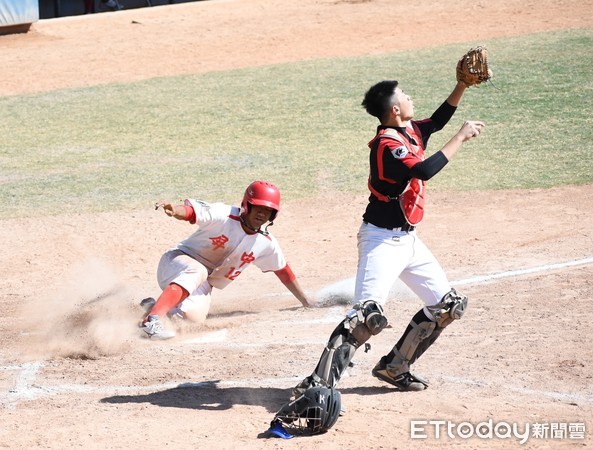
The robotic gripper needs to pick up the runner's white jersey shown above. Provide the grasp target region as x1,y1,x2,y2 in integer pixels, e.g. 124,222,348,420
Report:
176,199,286,289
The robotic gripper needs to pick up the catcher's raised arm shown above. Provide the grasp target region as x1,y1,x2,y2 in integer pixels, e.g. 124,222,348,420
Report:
456,46,492,87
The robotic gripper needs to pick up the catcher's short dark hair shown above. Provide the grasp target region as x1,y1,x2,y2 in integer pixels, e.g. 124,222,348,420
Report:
361,80,398,120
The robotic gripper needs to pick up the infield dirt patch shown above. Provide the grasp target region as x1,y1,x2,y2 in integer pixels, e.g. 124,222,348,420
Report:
1,1,592,449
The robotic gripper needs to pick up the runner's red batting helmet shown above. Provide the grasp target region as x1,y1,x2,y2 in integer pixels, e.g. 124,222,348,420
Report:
241,181,281,221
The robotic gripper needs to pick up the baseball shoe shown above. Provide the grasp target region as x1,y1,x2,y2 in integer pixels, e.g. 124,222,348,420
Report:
140,297,156,313
372,361,428,391
141,314,176,340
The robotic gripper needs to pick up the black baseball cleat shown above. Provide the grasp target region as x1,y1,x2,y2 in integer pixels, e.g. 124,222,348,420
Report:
140,297,156,313
372,362,428,391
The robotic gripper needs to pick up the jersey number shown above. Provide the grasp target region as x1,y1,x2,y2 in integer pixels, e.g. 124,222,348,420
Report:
224,267,242,280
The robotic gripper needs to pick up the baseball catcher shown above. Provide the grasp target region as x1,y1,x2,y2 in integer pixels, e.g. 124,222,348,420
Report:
456,46,492,87
290,49,485,396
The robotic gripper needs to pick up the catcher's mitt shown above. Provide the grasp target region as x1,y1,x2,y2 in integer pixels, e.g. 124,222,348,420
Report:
456,46,492,87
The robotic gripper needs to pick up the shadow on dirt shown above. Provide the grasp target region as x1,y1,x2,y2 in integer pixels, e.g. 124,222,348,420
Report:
100,380,289,412
207,310,259,319
100,381,398,413
340,386,401,395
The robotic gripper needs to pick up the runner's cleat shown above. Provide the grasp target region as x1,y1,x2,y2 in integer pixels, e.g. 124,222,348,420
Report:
140,314,176,340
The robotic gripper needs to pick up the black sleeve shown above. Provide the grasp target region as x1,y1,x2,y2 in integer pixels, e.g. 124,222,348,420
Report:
430,101,457,131
409,151,449,180
414,101,458,148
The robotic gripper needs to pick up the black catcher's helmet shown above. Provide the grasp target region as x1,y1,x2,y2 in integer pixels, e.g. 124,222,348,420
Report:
273,387,341,435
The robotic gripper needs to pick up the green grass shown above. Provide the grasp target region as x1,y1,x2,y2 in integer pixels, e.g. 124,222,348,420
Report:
1,28,592,219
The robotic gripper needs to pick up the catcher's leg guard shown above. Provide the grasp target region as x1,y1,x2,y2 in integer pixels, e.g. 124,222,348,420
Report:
376,288,468,383
426,288,468,328
379,309,437,380
293,301,388,397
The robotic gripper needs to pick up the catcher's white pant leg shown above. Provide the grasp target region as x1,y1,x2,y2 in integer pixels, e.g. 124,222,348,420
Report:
380,238,463,381
397,235,451,318
354,222,414,306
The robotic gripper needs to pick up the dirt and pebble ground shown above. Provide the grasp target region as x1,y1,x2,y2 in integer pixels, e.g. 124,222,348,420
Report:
1,0,592,448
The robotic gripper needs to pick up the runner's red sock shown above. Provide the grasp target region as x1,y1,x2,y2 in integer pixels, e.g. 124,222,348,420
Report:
148,283,189,319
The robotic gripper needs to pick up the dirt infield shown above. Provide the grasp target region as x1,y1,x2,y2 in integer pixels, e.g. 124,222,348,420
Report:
1,0,593,449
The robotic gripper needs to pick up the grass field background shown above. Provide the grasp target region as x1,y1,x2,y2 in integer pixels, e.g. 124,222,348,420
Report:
1,28,592,219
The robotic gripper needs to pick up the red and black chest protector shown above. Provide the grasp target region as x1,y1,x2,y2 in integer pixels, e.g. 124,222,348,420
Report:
367,123,426,226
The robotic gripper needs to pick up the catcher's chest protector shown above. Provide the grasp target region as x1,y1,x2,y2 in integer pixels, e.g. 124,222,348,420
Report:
377,126,426,225
399,177,425,226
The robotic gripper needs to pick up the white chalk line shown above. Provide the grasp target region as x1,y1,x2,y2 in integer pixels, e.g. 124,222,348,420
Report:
181,334,326,348
0,364,300,409
265,256,593,298
180,308,343,344
2,256,592,407
3,363,592,409
441,375,593,405
181,328,228,344
2,362,43,404
451,256,593,286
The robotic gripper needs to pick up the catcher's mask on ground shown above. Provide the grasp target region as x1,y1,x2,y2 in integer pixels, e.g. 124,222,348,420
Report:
241,180,280,222
273,387,342,435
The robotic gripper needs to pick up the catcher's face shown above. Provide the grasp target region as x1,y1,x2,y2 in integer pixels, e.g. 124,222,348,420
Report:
394,88,414,121
243,204,274,230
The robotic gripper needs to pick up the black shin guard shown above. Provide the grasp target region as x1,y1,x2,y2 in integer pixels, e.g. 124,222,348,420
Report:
293,301,388,396
382,309,440,377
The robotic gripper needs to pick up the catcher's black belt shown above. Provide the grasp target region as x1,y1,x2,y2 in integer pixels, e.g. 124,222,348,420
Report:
364,221,415,232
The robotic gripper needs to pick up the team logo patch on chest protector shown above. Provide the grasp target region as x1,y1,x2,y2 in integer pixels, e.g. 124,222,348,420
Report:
391,146,408,159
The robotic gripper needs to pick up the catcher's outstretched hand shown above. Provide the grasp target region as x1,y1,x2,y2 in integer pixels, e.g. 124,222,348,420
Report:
456,46,492,87
458,120,486,142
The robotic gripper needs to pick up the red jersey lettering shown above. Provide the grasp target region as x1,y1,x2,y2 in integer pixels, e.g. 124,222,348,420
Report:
239,251,256,268
210,234,229,250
